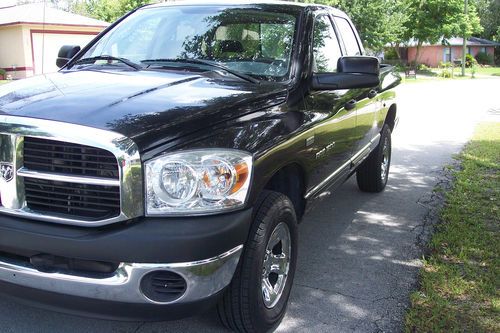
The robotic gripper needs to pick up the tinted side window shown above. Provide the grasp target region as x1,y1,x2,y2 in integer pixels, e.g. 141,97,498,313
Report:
313,15,342,73
334,17,361,56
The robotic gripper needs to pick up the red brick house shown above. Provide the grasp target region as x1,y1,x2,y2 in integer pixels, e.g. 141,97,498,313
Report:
403,37,498,67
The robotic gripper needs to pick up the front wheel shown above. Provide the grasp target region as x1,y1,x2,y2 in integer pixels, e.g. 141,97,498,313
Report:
217,191,298,333
356,124,392,192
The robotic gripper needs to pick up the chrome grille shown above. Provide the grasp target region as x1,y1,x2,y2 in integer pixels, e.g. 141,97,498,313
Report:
22,137,121,221
0,115,143,227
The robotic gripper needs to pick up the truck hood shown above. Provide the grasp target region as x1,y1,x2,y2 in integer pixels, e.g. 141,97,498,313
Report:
0,70,287,152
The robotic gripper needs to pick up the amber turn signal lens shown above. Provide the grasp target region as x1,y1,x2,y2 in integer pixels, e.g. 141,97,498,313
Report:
231,162,249,194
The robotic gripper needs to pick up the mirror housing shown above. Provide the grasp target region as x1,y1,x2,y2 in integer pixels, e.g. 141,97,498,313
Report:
56,45,81,68
312,56,380,90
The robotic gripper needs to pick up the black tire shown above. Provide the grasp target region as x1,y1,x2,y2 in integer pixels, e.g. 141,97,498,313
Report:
356,124,392,193
217,190,298,333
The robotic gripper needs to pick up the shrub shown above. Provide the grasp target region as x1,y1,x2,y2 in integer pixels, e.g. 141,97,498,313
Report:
417,64,431,72
475,52,493,65
0,68,6,79
394,63,406,72
438,62,453,78
471,62,477,78
439,69,452,78
417,63,430,71
465,54,477,68
439,61,453,69
384,48,399,60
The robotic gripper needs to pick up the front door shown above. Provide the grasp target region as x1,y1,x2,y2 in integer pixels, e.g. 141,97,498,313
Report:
334,16,381,154
306,14,358,197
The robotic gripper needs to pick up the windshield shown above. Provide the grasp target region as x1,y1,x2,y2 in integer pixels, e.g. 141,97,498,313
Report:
79,5,299,81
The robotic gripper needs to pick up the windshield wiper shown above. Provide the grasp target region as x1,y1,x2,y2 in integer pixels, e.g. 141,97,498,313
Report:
141,58,259,84
71,55,142,70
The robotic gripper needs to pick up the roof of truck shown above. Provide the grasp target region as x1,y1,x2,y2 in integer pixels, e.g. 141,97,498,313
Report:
146,0,348,18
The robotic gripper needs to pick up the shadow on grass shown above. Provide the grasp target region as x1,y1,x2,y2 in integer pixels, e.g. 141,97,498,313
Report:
416,69,439,77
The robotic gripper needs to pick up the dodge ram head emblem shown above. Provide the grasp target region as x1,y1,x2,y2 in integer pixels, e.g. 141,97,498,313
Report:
0,163,14,182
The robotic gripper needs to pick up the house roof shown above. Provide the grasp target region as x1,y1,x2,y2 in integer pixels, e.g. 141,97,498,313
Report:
468,37,500,46
406,37,500,47
0,3,109,28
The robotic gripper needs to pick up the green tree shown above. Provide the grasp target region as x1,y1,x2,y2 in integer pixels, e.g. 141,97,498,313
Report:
68,0,153,23
119,0,151,14
403,0,482,64
302,0,408,52
474,0,500,41
336,0,409,52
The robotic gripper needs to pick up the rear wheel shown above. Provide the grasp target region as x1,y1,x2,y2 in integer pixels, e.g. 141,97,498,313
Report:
356,124,392,192
217,191,298,333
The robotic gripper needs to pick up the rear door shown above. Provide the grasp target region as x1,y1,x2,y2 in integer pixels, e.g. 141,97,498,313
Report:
333,16,381,155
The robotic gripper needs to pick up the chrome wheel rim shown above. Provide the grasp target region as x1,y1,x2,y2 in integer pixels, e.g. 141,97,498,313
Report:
261,222,291,309
381,136,390,182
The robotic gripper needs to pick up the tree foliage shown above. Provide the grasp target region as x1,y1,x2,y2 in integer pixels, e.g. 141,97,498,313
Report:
337,0,409,52
403,0,482,44
474,0,500,41
302,0,408,52
16,0,154,22
66,0,152,22
401,0,482,62
301,0,484,59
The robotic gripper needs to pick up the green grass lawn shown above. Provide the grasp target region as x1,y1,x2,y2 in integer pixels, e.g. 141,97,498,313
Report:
0,80,9,85
400,66,500,84
442,66,500,77
474,67,500,76
405,122,500,333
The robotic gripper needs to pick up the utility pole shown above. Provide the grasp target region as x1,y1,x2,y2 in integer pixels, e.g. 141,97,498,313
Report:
461,0,468,76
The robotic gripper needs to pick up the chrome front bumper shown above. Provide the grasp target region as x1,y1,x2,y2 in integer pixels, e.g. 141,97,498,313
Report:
0,245,242,305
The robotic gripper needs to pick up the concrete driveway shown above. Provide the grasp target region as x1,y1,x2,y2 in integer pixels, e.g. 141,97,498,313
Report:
1,78,498,333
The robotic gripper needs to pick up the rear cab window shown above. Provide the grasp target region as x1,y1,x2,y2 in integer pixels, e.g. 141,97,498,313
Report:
333,17,362,56
312,14,343,73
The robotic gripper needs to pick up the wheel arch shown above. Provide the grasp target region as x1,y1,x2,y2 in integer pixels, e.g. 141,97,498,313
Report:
262,163,306,221
384,104,397,132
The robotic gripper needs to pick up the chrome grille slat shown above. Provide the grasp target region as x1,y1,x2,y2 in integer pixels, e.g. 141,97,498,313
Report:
24,161,118,174
27,201,111,214
25,194,120,209
18,168,120,187
23,179,121,196
24,186,120,202
24,147,118,160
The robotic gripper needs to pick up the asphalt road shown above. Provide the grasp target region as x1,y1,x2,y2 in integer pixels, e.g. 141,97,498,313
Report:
1,78,498,333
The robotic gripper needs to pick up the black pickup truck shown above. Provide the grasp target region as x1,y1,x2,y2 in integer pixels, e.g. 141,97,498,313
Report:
0,1,400,332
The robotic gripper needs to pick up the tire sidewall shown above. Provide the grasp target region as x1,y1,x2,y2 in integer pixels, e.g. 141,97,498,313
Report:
247,195,298,332
378,125,392,188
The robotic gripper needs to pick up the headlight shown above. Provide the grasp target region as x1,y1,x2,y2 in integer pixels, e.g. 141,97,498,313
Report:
145,149,253,215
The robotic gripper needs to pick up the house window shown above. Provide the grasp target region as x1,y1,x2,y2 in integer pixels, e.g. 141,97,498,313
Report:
479,46,487,54
444,47,452,62
467,47,472,55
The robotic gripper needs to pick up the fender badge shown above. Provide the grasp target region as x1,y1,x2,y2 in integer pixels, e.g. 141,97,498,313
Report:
0,162,14,182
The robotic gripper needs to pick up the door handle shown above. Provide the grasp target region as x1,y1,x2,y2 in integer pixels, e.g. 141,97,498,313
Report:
368,89,377,99
345,99,356,110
